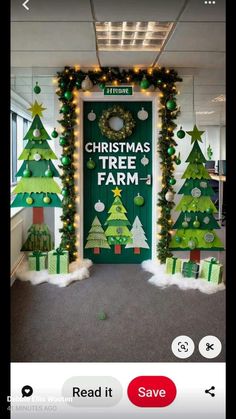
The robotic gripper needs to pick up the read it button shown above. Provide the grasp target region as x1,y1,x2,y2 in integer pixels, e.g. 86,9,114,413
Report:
127,376,177,408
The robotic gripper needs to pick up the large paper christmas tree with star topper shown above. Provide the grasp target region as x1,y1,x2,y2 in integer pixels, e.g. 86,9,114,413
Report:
104,187,132,254
11,98,62,251
170,124,224,261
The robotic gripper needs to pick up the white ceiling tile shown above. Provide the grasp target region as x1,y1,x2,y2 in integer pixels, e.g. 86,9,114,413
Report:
11,51,99,68
165,23,225,52
11,0,93,21
11,22,96,51
158,52,225,69
93,0,185,21
180,0,225,22
99,51,157,67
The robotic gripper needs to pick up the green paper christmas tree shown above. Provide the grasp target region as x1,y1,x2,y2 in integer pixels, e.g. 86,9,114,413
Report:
11,98,62,251
104,188,132,254
85,216,110,254
170,124,224,259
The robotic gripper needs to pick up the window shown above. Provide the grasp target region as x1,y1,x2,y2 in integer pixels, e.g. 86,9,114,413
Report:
11,112,17,185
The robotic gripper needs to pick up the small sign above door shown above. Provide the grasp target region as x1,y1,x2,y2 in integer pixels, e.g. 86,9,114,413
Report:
104,86,133,96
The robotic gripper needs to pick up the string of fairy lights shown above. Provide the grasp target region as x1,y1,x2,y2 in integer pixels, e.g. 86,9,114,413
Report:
55,66,182,263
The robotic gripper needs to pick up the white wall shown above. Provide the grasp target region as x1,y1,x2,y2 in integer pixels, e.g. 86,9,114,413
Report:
11,208,32,275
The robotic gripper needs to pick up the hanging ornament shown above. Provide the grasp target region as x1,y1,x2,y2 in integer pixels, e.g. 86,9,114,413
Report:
141,155,149,166
182,220,189,229
26,196,34,205
175,152,181,165
193,216,200,228
61,156,71,166
87,110,96,121
188,239,196,249
51,128,58,138
60,80,66,88
134,193,145,206
81,75,93,91
137,107,148,121
64,90,73,100
94,200,105,212
203,216,210,225
177,126,185,139
34,153,41,161
191,187,201,198
206,208,213,214
175,236,182,243
116,227,123,234
200,181,207,189
140,75,150,90
67,224,74,232
75,79,82,88
167,146,175,156
165,191,175,202
169,178,176,185
23,164,31,178
33,81,41,94
61,188,69,197
166,99,177,111
86,158,96,169
204,232,215,243
33,127,41,138
116,205,122,212
43,195,51,204
99,82,106,90
59,136,68,146
61,104,70,114
44,165,53,177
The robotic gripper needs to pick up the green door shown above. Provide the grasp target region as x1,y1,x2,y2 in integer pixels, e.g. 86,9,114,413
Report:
83,101,153,263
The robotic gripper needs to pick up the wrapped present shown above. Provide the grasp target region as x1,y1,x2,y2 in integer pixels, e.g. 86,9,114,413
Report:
166,257,182,274
182,260,199,278
200,258,223,284
28,250,47,271
48,248,69,274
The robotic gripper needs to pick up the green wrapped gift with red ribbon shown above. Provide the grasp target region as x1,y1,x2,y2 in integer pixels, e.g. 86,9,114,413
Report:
200,257,223,284
182,260,199,278
48,247,69,274
165,257,182,274
28,250,47,271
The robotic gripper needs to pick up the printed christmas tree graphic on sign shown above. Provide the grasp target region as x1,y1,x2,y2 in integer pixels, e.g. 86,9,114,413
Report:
104,187,132,254
11,98,62,251
170,124,224,261
125,216,149,254
85,216,110,254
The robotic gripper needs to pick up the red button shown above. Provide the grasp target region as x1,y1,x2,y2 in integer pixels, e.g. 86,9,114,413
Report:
127,376,177,408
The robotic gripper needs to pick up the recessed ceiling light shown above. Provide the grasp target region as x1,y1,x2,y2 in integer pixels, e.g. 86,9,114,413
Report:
95,21,173,51
212,94,226,102
196,111,215,115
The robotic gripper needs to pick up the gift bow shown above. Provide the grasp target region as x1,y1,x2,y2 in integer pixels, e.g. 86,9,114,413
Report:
53,247,65,256
207,258,219,281
32,250,43,257
30,250,45,270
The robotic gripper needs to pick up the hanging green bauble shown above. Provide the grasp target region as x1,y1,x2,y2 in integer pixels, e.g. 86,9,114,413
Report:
193,219,200,228
134,193,145,206
34,81,41,94
206,208,213,214
59,136,68,146
75,79,82,88
26,197,34,205
177,126,185,139
23,165,31,178
175,158,181,165
67,224,74,232
61,156,71,166
60,81,66,88
166,99,177,111
51,128,58,138
188,239,196,250
140,75,150,90
43,196,51,204
86,158,96,169
182,221,189,229
61,104,70,114
99,82,106,90
169,178,176,185
64,90,73,100
45,166,53,177
61,188,69,197
175,236,182,243
167,146,175,156
157,79,162,84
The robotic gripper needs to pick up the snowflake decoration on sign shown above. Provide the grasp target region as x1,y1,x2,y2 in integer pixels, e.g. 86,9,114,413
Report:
200,181,208,188
88,110,96,121
203,217,210,224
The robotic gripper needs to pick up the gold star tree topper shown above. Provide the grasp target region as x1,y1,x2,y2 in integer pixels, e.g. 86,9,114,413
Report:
28,100,46,118
186,124,205,143
112,186,122,197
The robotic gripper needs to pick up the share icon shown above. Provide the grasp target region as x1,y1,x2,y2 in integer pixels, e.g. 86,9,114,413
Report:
205,386,215,397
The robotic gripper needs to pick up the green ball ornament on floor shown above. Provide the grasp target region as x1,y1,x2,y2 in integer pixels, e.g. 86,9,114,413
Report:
43,196,51,204
140,75,150,90
64,90,73,100
33,82,41,94
169,178,176,185
61,188,69,197
87,158,96,169
134,193,145,206
166,99,177,111
59,136,67,146
61,104,70,114
177,126,185,139
167,146,175,156
51,128,58,138
61,156,71,166
98,311,107,320
26,197,34,205
23,166,31,178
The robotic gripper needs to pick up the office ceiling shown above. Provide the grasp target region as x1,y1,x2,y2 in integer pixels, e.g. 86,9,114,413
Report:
11,0,225,126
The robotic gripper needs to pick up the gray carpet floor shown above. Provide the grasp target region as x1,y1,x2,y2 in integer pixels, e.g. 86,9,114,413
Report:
11,264,225,362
